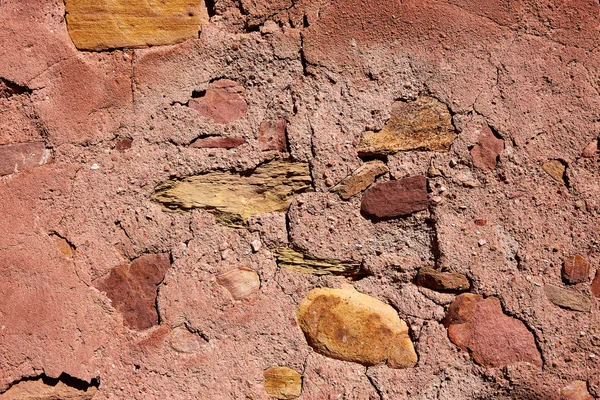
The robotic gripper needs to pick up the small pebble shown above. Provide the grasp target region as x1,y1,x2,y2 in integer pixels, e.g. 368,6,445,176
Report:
478,239,487,247
91,163,99,170
251,240,262,253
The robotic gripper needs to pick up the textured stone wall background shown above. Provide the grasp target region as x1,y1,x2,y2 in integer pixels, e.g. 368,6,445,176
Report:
1,0,599,399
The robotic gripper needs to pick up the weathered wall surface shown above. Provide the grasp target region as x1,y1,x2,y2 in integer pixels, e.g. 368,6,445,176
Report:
1,0,599,399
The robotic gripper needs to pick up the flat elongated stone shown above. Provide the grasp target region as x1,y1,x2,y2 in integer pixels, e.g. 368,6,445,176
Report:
273,247,362,276
470,126,504,170
544,284,591,312
357,96,456,155
0,142,51,176
189,136,245,149
216,267,260,299
416,267,470,292
65,0,208,50
296,287,417,368
188,79,248,124
562,254,589,284
361,175,428,219
94,253,171,330
263,367,302,400
152,160,312,227
330,160,388,200
542,160,567,184
443,294,542,367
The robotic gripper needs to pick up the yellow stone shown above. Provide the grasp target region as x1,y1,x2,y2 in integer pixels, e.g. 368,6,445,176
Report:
296,287,417,368
357,96,456,155
152,160,312,228
542,160,566,184
263,367,302,399
65,0,209,51
273,247,361,276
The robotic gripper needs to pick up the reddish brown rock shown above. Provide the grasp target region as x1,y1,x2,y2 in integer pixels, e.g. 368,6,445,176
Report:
114,138,133,151
188,79,248,124
416,267,470,292
94,253,171,330
544,284,591,312
443,294,542,367
259,119,287,152
560,380,594,400
361,175,428,219
330,160,388,200
581,140,598,158
0,142,51,176
542,160,567,185
592,270,600,298
562,254,589,284
470,126,504,170
189,136,245,149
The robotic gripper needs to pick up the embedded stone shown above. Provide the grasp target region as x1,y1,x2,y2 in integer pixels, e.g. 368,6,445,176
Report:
263,366,302,400
152,160,312,227
544,284,591,312
416,267,470,292
190,136,245,149
470,126,504,170
443,294,542,367
560,380,594,400
361,175,428,219
216,267,260,300
330,160,388,200
273,247,362,276
258,119,287,151
51,234,75,258
0,376,97,399
0,142,51,176
542,160,567,184
357,96,456,155
65,0,209,51
94,253,171,330
581,140,598,158
296,287,417,368
592,270,600,299
169,327,207,354
562,254,589,284
188,79,248,124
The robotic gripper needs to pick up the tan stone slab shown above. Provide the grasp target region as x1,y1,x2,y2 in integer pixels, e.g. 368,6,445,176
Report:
65,0,209,50
544,284,591,312
273,247,362,276
264,367,302,399
330,160,388,200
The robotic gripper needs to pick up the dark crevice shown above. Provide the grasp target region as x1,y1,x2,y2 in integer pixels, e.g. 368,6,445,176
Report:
191,89,206,98
425,216,443,269
0,77,32,98
299,33,311,77
366,369,384,400
1,373,100,394
49,230,77,251
358,153,389,163
204,0,217,18
183,321,210,342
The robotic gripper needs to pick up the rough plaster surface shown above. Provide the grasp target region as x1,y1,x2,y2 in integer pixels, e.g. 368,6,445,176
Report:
1,0,599,399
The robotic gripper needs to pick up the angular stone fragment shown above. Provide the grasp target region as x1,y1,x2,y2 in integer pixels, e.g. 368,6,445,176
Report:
263,366,302,400
65,0,208,51
330,160,388,200
544,284,591,312
443,294,542,367
259,119,287,152
188,80,248,124
581,140,598,158
51,234,75,258
216,267,260,299
0,142,51,176
361,175,428,219
470,126,504,170
94,253,171,330
1,376,97,399
357,96,456,156
560,380,594,400
152,160,312,228
542,160,567,184
273,247,362,276
189,136,245,149
416,267,470,292
114,138,133,151
562,254,589,284
592,270,600,299
296,287,417,368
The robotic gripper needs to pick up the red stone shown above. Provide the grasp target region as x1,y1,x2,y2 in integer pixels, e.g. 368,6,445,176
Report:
443,294,542,367
562,254,589,284
258,119,287,152
360,175,428,218
188,79,247,124
94,253,171,331
0,142,50,176
470,126,504,170
581,139,598,158
114,138,133,151
189,136,245,149
591,270,600,299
